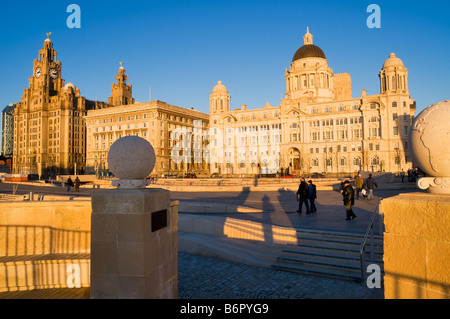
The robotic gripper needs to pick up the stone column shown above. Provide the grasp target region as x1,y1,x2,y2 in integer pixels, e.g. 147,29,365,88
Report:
90,136,178,299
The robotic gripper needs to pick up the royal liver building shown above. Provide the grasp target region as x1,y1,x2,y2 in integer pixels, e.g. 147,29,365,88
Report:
208,28,416,177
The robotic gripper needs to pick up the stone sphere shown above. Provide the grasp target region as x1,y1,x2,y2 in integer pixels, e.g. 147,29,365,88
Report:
107,136,156,180
409,100,450,177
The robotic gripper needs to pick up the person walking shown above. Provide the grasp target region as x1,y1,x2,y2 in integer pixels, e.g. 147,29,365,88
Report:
365,174,378,200
307,180,317,213
355,175,364,200
296,177,310,214
67,177,73,192
400,169,405,183
75,176,80,192
342,180,356,221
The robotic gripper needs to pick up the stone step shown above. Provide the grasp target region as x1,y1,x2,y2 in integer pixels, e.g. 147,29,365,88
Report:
271,263,363,282
281,247,383,263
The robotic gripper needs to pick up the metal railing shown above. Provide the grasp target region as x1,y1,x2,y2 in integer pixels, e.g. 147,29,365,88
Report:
360,198,383,282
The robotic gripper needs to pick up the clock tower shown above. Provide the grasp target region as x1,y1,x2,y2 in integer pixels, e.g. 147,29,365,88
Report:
13,34,88,177
108,62,134,106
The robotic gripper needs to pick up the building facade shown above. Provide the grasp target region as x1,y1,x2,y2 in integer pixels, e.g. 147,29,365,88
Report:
209,29,416,177
85,98,210,178
12,36,93,177
1,103,16,157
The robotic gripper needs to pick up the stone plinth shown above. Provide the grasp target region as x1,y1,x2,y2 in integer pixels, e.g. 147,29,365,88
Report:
381,193,450,299
90,188,178,299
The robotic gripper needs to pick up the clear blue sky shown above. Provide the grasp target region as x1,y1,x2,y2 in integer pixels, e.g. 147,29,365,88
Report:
0,0,449,121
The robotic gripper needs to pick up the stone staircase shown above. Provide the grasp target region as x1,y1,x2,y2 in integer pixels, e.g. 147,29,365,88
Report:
271,228,383,282
179,217,384,282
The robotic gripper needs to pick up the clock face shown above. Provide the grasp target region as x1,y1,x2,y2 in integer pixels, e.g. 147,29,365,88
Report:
35,68,42,78
50,68,59,79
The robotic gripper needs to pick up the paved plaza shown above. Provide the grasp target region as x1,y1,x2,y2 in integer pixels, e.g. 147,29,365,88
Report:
0,180,420,299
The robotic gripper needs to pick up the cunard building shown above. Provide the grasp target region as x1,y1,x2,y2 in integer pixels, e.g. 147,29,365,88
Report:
209,28,416,177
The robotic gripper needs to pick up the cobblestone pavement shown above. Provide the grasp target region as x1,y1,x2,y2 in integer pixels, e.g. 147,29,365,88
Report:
178,253,384,299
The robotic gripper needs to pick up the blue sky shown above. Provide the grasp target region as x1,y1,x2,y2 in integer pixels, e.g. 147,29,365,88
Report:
0,0,449,123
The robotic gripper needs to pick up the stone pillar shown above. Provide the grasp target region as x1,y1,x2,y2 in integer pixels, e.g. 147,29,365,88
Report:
381,100,450,299
90,136,178,299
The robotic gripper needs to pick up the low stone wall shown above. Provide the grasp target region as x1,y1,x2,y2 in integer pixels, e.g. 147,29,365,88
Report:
381,193,450,299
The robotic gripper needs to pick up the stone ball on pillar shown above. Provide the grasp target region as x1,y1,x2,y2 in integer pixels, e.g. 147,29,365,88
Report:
107,136,156,188
410,100,450,194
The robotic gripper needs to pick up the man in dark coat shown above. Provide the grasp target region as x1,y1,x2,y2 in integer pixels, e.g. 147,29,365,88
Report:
365,174,378,200
296,177,310,214
342,180,356,220
307,180,317,213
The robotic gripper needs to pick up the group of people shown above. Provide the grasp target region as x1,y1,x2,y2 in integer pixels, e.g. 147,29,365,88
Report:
296,178,317,214
296,174,378,221
341,174,378,221
66,176,81,192
400,168,423,183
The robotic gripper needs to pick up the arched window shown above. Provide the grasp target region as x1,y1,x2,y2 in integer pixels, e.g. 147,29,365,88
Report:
324,106,331,113
326,158,332,167
311,107,317,114
353,157,361,166
340,157,347,166
371,156,380,166
338,105,345,112
312,158,319,167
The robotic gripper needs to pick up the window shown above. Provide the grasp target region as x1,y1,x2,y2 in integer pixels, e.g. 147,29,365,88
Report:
338,105,345,112
352,104,359,110
312,158,319,167
392,102,398,107
311,107,317,114
370,127,380,137
338,130,347,140
353,157,361,166
323,131,333,140
393,126,399,136
340,158,347,166
371,156,380,166
393,113,398,121
326,158,332,167
324,106,331,113
311,132,320,141
370,103,377,109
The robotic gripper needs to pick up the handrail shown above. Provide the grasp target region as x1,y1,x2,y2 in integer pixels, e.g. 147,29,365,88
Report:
360,198,382,282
